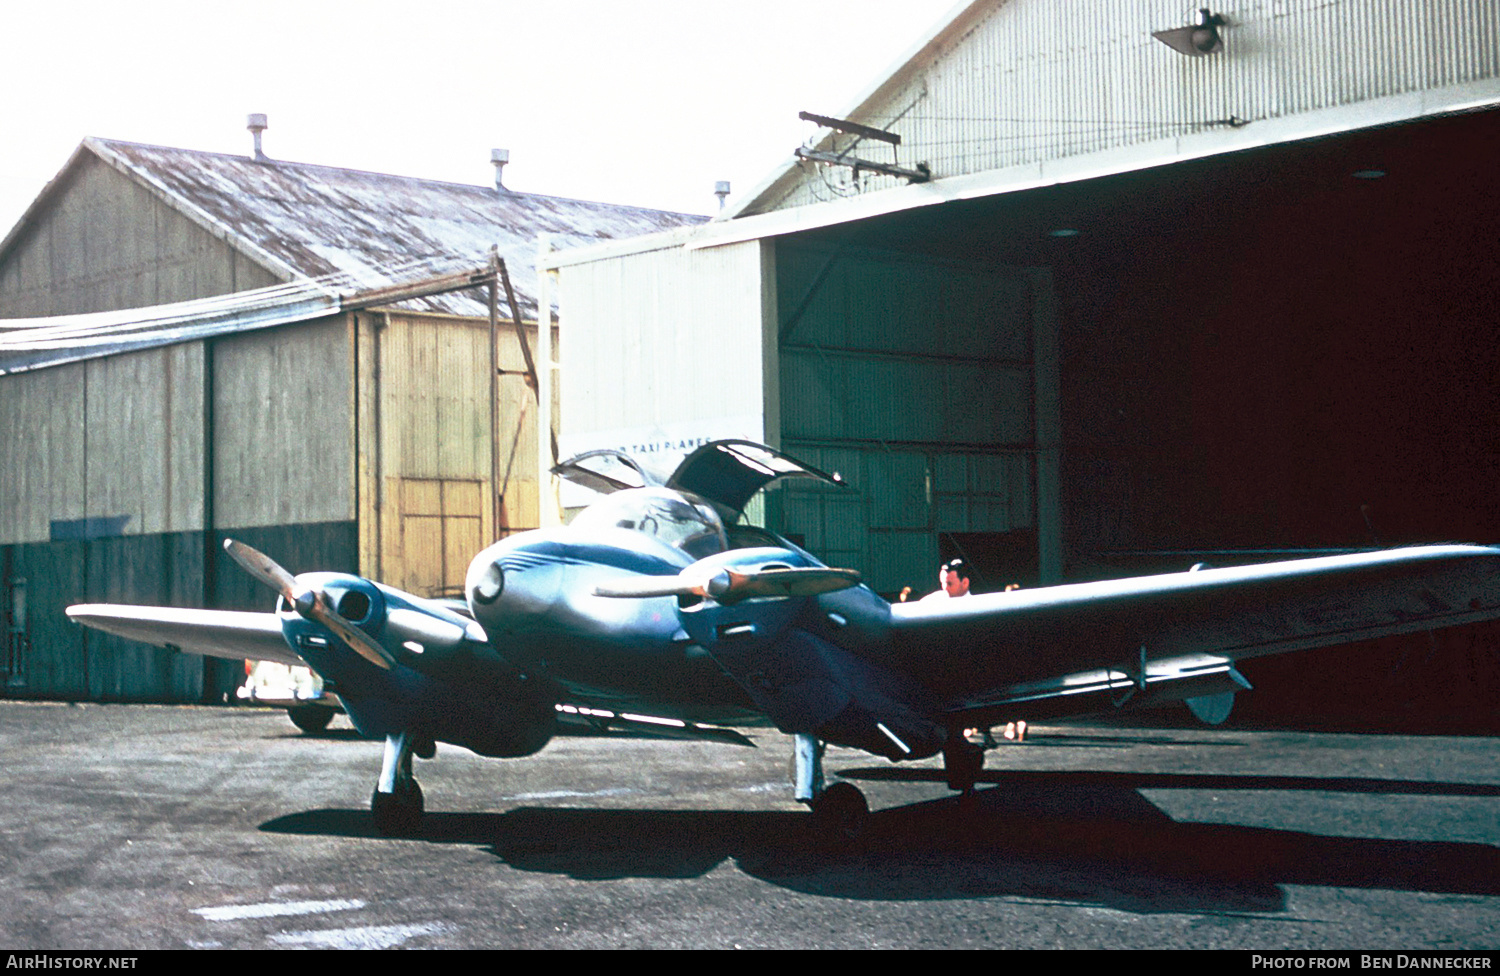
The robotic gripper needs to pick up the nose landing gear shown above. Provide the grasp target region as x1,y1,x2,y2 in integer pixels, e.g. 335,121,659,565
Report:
371,731,426,836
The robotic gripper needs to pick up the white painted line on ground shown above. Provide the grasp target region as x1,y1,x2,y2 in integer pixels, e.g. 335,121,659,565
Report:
270,921,452,949
507,786,642,801
192,899,365,921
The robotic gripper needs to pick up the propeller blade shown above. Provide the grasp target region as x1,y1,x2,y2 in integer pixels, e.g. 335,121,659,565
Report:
595,565,860,603
223,538,297,600
593,577,706,599
222,538,396,671
723,566,862,600
301,595,397,671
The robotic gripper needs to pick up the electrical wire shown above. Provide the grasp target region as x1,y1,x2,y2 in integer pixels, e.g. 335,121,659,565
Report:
0,251,487,343
791,108,1229,205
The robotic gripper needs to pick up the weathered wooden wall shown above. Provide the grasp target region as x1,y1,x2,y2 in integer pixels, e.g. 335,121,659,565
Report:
357,310,552,597
0,154,280,317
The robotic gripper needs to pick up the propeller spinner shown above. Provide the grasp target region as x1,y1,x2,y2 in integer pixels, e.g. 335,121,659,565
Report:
223,539,397,670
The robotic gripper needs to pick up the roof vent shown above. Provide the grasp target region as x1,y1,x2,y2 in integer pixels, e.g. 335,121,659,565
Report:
714,181,731,211
491,148,510,193
247,114,269,162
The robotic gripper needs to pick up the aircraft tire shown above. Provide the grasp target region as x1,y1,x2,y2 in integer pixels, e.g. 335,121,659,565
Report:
810,782,869,840
943,739,984,792
1186,692,1235,726
287,705,336,735
371,779,424,837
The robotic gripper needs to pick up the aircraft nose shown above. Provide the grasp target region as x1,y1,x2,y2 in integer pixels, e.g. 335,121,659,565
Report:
467,555,504,607
464,540,565,627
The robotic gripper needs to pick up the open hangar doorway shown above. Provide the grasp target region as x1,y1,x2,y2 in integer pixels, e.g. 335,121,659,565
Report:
765,106,1500,728
766,236,1051,601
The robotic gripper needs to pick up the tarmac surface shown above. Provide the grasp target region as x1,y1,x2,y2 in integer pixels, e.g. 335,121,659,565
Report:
0,699,1497,950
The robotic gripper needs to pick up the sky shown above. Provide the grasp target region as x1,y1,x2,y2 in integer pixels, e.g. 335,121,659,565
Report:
0,0,961,230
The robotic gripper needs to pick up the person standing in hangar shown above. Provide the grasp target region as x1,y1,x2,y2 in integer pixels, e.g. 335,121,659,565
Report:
922,558,1029,743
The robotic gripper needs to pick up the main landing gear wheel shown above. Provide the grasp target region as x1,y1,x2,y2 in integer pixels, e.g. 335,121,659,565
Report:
287,704,336,734
371,779,424,837
943,738,985,793
810,781,869,840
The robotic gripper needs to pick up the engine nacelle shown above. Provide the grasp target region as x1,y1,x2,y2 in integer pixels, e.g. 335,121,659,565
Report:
461,674,558,758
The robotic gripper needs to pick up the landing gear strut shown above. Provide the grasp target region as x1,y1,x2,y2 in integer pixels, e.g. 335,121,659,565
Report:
943,735,984,793
793,733,869,838
371,731,425,836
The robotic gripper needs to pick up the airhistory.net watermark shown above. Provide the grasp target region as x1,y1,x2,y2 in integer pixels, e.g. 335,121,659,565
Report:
6,957,137,969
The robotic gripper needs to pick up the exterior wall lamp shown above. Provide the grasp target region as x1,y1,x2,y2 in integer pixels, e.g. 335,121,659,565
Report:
1153,8,1226,56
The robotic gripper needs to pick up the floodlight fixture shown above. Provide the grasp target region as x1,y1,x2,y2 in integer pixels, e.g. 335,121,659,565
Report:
1153,8,1226,56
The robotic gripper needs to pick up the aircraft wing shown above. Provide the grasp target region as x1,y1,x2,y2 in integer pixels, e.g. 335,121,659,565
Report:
66,604,301,668
884,545,1500,722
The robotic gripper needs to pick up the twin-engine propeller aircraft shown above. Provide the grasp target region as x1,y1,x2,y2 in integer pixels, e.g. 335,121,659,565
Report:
69,440,1500,836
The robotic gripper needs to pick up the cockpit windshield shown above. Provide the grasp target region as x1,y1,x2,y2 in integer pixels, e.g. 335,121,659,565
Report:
570,487,729,560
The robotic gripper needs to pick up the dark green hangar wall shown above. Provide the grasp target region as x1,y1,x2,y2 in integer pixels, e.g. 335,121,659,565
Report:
0,321,358,703
768,240,1059,599
2,526,357,703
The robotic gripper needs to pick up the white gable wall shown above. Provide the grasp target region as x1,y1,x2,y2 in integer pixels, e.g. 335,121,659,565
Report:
555,239,776,484
743,0,1500,215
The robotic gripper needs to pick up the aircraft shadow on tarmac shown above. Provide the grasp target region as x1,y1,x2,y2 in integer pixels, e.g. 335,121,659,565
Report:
268,728,366,742
260,769,1500,916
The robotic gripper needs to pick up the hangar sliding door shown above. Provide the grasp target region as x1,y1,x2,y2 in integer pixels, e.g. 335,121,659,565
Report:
770,241,1059,597
360,312,510,597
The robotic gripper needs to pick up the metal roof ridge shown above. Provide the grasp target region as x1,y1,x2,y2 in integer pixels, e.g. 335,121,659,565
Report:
88,136,710,219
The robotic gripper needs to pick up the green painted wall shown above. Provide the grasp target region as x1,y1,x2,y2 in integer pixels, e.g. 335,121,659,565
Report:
1,521,356,703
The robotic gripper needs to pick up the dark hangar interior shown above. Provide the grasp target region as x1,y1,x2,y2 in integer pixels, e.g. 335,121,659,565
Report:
782,106,1500,727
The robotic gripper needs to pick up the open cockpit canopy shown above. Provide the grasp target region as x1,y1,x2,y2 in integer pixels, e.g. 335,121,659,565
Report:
553,439,847,523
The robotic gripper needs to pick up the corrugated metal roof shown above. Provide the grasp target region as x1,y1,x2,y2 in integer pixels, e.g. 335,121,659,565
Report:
0,256,588,375
33,137,707,320
0,277,339,375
